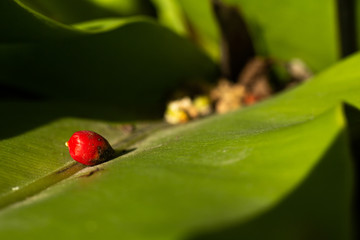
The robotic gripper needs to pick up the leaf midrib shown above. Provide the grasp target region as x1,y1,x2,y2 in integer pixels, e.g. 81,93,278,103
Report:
0,121,169,211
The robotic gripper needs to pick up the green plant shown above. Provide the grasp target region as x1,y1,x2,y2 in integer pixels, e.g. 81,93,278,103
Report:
0,0,359,239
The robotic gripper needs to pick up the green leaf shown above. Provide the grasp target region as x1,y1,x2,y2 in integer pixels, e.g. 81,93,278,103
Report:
0,0,217,109
151,0,188,35
177,0,221,61
0,116,120,196
88,0,156,17
0,20,215,107
18,0,156,24
0,0,83,41
177,0,339,72
228,0,339,71
1,50,360,239
1,1,358,238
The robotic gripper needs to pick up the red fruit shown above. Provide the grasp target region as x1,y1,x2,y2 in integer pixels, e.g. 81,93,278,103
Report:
65,130,114,166
243,94,257,105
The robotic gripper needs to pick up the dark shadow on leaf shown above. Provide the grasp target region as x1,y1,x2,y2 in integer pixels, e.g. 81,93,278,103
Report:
211,0,255,80
113,148,137,159
344,103,360,237
0,100,160,140
79,148,136,178
0,18,217,140
0,83,45,100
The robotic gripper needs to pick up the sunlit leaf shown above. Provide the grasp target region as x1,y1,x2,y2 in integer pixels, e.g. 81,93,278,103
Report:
1,51,360,239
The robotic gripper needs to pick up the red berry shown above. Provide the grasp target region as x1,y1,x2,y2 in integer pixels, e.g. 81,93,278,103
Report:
65,130,114,166
243,94,257,105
